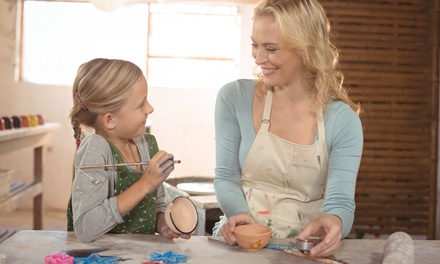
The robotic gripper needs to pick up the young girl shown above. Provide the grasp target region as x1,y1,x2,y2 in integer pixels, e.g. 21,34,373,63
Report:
67,58,190,242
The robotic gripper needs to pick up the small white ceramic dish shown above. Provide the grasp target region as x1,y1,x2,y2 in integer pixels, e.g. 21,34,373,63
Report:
176,182,215,196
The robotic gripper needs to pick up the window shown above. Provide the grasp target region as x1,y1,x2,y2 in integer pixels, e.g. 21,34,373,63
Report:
21,1,241,89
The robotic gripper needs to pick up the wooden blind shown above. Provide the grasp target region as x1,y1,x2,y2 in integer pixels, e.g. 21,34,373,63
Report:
322,0,438,239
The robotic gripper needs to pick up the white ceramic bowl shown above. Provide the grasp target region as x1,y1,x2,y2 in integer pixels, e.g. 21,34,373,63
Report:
164,196,198,234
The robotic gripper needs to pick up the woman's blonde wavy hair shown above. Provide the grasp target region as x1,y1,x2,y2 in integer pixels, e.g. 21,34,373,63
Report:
69,58,144,142
253,0,360,114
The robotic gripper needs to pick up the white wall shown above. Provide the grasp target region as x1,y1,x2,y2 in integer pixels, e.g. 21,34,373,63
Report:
0,2,255,210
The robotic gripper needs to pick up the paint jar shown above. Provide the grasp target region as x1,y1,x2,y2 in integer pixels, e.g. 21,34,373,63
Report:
21,115,30,127
1,117,12,129
28,115,38,126
12,116,21,128
37,114,45,125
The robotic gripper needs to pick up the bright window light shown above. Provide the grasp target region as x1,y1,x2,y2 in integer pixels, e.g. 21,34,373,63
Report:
21,1,240,89
22,1,148,86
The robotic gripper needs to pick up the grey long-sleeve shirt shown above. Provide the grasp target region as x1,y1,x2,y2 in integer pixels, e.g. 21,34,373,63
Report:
71,133,166,242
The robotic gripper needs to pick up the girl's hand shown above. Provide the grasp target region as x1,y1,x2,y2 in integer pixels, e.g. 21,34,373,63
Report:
158,218,192,240
140,150,175,193
221,212,256,245
297,214,342,257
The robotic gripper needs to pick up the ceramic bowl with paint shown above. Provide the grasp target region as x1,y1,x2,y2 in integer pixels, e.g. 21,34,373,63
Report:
233,224,272,252
164,196,198,234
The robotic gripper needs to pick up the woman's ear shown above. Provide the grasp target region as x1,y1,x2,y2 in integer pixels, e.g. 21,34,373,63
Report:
98,113,116,130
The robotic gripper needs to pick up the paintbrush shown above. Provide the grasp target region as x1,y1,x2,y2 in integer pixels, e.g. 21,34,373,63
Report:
79,160,181,169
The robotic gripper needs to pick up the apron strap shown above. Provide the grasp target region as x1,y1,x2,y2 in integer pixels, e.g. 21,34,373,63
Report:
316,106,325,141
261,89,273,131
260,89,325,142
143,133,159,158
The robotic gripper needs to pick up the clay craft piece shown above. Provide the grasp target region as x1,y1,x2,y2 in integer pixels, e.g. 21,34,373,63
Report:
233,224,272,252
149,250,187,263
73,253,119,264
164,196,198,234
44,253,74,264
382,231,414,264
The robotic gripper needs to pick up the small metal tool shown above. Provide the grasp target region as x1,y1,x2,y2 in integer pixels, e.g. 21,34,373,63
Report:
294,238,317,253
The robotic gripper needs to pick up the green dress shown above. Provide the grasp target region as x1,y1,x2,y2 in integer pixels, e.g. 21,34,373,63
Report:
67,133,159,234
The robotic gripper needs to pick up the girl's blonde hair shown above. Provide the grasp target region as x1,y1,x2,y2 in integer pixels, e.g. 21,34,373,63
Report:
254,0,360,114
69,58,144,142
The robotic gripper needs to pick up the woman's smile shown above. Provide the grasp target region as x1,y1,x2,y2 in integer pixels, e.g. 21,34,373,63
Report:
261,66,278,76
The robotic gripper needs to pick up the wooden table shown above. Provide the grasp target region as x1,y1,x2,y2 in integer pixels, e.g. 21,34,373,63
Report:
0,230,439,263
0,123,60,230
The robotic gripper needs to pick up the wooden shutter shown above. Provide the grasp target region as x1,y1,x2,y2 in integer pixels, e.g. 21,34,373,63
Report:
321,0,439,239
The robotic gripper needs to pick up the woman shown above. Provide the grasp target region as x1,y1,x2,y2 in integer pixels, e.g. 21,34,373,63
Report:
213,0,363,257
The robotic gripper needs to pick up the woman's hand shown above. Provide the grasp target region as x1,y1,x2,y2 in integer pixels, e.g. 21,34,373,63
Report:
157,214,191,240
221,212,256,245
297,214,342,257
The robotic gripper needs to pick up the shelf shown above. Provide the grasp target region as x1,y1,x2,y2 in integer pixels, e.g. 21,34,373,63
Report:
0,123,59,230
0,123,60,156
0,181,43,214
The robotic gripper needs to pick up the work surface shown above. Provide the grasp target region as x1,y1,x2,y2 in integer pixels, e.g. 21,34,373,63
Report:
1,231,439,263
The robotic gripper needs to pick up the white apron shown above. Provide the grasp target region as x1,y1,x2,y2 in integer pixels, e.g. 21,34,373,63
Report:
241,89,329,238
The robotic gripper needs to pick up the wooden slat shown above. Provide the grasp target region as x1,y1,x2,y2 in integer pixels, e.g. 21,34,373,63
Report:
341,63,431,74
336,33,430,44
0,182,43,214
362,149,431,157
324,8,430,21
355,195,429,203
323,1,431,12
328,15,430,27
354,227,428,236
361,157,430,166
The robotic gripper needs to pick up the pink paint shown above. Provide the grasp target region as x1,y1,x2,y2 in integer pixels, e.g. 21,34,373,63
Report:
45,253,74,264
